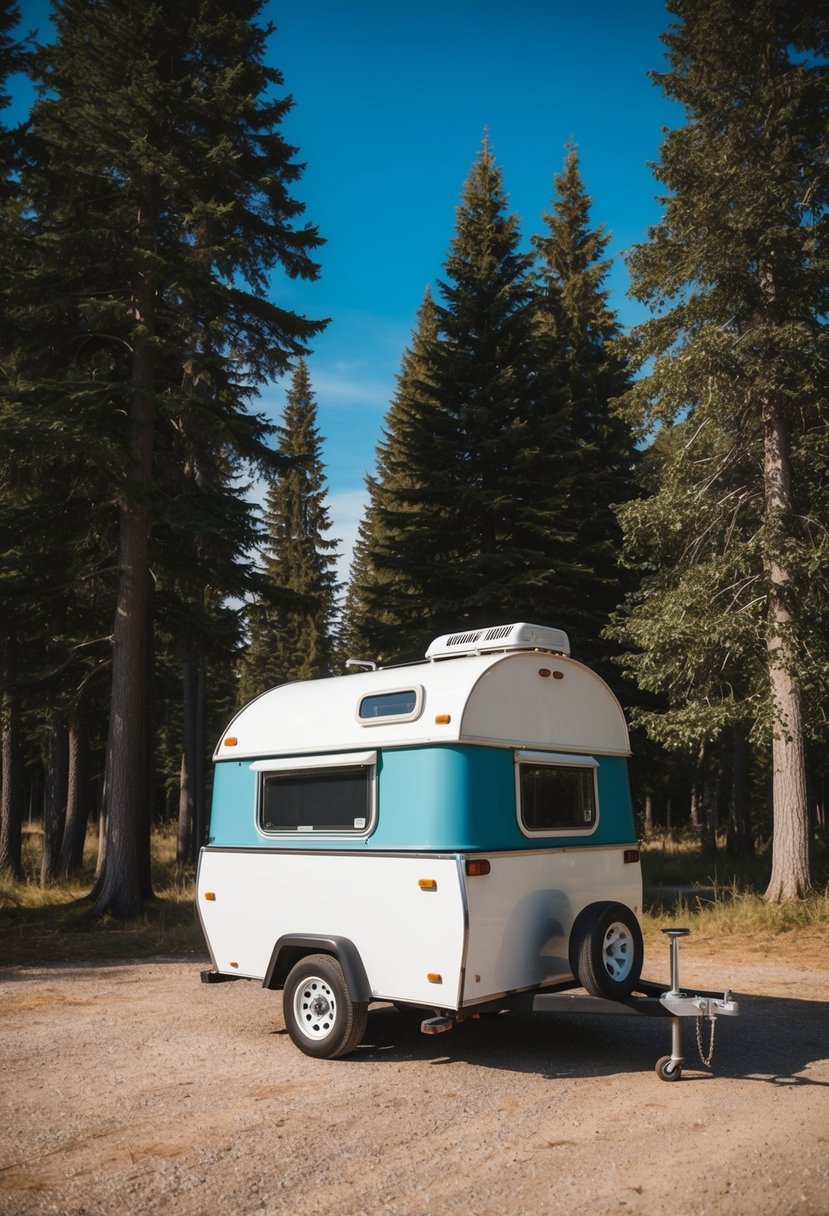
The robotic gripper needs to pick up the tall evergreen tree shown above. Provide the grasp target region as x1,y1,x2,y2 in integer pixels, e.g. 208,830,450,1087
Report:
346,140,577,662
611,0,829,900
339,288,440,663
12,0,324,915
532,145,637,676
239,360,339,702
0,0,33,877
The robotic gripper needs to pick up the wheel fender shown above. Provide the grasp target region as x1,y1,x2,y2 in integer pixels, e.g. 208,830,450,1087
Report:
263,934,372,1003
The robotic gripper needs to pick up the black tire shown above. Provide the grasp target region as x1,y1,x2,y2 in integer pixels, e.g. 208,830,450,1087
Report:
569,901,644,999
655,1054,682,1082
282,953,368,1059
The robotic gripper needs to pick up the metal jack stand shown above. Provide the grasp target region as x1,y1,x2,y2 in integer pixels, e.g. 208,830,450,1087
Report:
647,926,738,1081
654,928,691,1081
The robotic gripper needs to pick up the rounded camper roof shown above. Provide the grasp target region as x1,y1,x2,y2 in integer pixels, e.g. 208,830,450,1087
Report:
215,624,630,761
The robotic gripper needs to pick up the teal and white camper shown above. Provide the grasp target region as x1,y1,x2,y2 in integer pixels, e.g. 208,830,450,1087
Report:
197,622,737,1076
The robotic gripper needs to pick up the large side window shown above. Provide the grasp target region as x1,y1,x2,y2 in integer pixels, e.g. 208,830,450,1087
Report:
515,750,598,837
252,752,376,836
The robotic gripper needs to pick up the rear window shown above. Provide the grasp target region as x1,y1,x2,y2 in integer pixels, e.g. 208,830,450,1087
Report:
515,751,598,836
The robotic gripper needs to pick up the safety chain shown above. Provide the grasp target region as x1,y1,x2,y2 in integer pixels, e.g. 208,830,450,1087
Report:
695,1015,717,1068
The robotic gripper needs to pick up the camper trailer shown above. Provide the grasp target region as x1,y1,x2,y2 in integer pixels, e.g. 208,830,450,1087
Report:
197,622,736,1077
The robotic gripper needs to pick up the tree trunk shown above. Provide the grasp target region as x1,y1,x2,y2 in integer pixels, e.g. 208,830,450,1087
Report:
193,661,206,862
0,636,24,878
176,749,192,863
762,403,811,901
178,652,207,864
40,711,69,884
59,715,91,876
92,267,156,918
177,654,196,863
727,724,753,856
690,740,716,853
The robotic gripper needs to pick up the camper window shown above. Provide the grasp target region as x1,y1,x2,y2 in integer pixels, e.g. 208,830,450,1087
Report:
515,751,598,837
358,686,423,724
258,762,374,835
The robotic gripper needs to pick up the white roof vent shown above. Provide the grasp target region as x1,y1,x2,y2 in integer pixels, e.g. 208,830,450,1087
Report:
425,622,571,660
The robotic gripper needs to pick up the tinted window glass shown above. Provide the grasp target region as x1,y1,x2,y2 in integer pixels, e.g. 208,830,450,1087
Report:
359,690,418,719
260,765,371,833
519,764,597,833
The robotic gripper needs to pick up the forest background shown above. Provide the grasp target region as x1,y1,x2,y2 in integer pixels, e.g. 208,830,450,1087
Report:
1,0,828,920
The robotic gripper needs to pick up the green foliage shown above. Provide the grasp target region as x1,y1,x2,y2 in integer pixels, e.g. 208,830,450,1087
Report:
533,145,638,676
610,0,829,899
238,360,340,701
610,0,829,744
0,0,326,910
344,139,636,663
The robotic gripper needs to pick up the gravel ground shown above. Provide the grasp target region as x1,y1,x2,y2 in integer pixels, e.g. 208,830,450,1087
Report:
2,932,828,1216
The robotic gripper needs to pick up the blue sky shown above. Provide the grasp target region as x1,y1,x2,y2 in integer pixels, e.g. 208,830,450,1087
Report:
12,0,681,582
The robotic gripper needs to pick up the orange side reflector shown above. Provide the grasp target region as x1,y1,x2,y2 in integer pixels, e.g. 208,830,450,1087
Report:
223,736,238,747
418,878,438,891
465,859,491,877
538,668,551,678
552,671,564,681
230,961,239,968
624,849,641,864
204,891,216,901
426,973,443,984
434,713,451,725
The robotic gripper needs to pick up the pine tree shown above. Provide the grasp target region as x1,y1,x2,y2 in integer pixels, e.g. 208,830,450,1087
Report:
13,0,325,915
612,0,829,900
532,144,637,676
239,360,339,703
339,288,440,663
346,140,576,662
0,0,34,877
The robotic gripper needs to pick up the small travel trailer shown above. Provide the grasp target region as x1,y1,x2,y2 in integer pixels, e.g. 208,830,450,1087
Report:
198,622,737,1078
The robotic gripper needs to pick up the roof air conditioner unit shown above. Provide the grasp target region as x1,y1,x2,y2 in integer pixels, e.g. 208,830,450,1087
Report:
425,622,570,660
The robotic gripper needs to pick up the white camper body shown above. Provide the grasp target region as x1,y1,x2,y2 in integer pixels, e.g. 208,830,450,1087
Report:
197,623,646,1059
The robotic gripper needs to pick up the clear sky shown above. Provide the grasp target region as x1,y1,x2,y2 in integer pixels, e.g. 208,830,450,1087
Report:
12,0,681,583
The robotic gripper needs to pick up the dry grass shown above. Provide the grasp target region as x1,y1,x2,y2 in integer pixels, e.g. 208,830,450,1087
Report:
639,830,829,940
0,823,207,965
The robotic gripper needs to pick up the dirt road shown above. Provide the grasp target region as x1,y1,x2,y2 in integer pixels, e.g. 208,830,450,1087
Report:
2,933,828,1216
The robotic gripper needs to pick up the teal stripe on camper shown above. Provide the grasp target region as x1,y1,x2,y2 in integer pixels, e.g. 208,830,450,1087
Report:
207,747,635,851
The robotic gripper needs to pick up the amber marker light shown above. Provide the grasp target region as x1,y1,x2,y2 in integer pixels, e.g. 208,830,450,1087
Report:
624,849,641,864
552,671,564,680
230,961,239,968
465,859,491,877
204,891,216,901
538,668,551,678
426,973,442,984
418,878,438,891
223,736,238,747
434,713,451,725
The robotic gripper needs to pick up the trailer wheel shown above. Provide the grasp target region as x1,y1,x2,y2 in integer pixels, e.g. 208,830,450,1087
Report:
569,901,643,999
283,954,368,1059
655,1055,682,1082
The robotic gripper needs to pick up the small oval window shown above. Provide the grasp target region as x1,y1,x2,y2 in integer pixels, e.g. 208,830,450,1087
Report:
358,687,422,723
